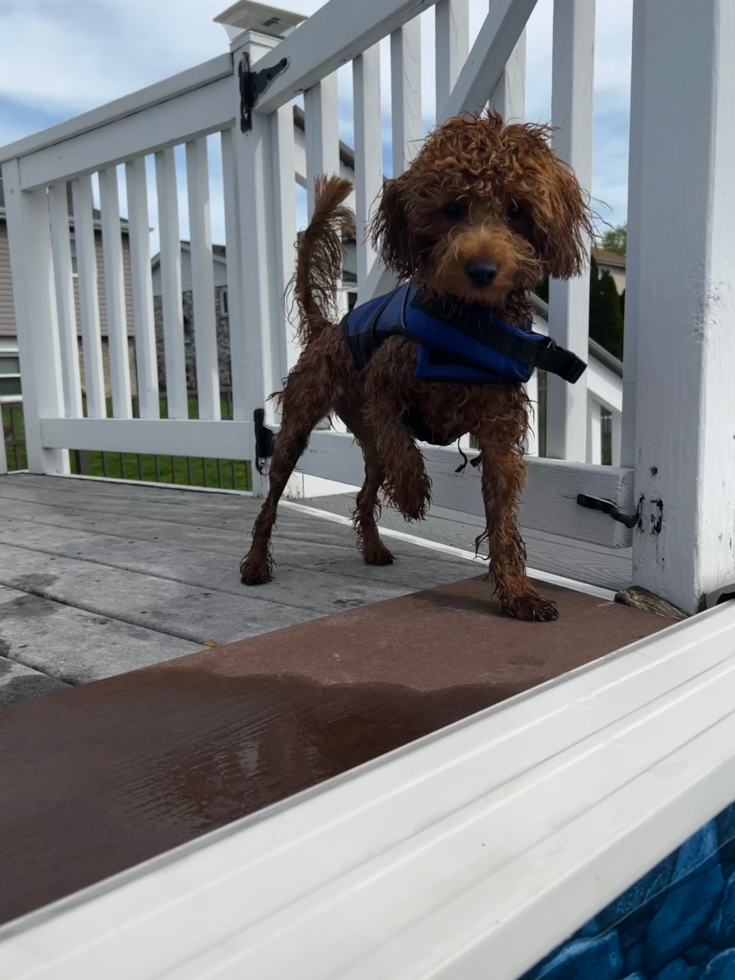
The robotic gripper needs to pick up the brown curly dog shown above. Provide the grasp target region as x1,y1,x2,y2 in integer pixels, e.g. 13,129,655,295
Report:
240,110,592,621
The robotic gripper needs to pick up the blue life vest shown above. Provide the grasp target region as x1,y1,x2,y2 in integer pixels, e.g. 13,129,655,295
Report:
341,284,586,386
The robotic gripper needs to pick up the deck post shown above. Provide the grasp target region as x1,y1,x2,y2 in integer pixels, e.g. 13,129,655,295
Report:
229,29,287,495
628,0,735,613
1,159,68,475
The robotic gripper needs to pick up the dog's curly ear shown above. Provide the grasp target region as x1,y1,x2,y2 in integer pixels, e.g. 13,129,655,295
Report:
536,159,594,280
370,176,415,280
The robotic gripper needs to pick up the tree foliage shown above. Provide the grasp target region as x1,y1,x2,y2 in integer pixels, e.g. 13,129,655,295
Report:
589,258,624,359
599,222,627,256
533,255,624,360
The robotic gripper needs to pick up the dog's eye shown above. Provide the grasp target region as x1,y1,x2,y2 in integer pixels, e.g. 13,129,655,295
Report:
506,201,522,219
441,202,464,219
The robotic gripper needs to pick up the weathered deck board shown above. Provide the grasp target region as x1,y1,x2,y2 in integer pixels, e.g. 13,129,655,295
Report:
0,475,473,701
305,493,634,592
0,583,204,685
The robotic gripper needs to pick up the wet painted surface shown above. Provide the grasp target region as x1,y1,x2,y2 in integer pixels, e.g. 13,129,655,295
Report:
521,801,735,980
0,576,673,927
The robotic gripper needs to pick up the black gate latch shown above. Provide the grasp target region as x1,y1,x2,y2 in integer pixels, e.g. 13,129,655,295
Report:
254,408,275,475
577,493,640,529
239,52,289,132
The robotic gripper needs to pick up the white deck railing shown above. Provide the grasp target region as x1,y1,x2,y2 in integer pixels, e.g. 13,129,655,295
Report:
1,0,732,613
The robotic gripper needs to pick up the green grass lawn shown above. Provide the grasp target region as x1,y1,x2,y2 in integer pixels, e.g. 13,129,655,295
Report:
2,396,252,490
2,403,27,470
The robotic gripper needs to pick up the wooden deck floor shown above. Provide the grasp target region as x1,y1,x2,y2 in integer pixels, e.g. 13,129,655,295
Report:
0,474,481,705
0,473,633,708
0,473,668,931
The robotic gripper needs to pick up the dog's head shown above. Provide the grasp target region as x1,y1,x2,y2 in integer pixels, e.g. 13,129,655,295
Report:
371,112,593,310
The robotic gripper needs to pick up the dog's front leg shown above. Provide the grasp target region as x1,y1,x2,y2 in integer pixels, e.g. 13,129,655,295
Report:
476,432,559,622
372,408,431,521
364,344,431,522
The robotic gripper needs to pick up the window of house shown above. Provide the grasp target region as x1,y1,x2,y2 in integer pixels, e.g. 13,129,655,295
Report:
0,351,22,400
220,287,228,315
70,237,78,276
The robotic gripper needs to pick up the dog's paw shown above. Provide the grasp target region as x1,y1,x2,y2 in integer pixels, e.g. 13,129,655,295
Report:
240,556,272,586
362,541,395,566
501,593,559,622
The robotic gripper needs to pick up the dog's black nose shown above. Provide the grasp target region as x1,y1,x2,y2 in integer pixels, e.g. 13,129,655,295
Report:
465,261,498,287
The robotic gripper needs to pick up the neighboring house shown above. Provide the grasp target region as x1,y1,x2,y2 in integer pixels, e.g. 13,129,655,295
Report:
150,234,357,394
151,241,232,391
0,178,22,403
0,176,137,403
592,247,626,293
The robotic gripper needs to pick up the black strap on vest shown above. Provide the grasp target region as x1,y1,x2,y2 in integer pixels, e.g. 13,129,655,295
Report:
410,295,587,384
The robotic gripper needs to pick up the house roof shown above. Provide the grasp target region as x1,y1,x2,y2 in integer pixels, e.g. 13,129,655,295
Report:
150,239,227,271
293,105,355,171
592,247,626,268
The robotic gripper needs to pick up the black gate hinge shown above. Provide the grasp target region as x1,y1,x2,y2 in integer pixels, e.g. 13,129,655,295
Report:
239,53,289,132
254,408,275,475
577,493,641,529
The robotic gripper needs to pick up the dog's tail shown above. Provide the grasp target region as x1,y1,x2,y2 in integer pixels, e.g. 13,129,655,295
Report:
295,175,354,344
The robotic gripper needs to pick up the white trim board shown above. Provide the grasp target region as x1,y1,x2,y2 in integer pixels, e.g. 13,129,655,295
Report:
2,603,735,979
252,0,443,115
19,79,234,191
39,418,251,461
0,54,233,164
300,430,634,550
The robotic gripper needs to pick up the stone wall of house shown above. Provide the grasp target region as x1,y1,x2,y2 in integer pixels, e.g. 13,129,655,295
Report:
153,289,232,396
521,800,735,980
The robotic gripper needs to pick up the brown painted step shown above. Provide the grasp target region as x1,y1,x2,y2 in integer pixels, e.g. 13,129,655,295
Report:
0,577,675,928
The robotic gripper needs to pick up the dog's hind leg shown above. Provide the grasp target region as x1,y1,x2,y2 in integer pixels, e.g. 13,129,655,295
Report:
475,428,559,622
240,355,332,586
339,410,394,566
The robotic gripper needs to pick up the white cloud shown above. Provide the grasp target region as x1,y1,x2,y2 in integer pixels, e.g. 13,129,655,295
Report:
1,0,632,249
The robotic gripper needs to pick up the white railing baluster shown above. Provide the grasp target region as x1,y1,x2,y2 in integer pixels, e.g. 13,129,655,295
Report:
125,157,160,419
221,127,248,421
186,138,220,421
270,107,298,379
489,30,526,123
390,19,422,175
611,410,622,467
546,0,595,462
586,397,602,465
2,159,68,473
0,419,6,475
353,44,382,288
98,166,133,420
304,71,348,433
48,183,83,418
435,0,469,120
154,148,187,420
71,175,106,419
304,73,340,218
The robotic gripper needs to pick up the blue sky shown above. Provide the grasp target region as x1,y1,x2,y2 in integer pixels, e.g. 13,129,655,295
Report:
0,0,632,252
